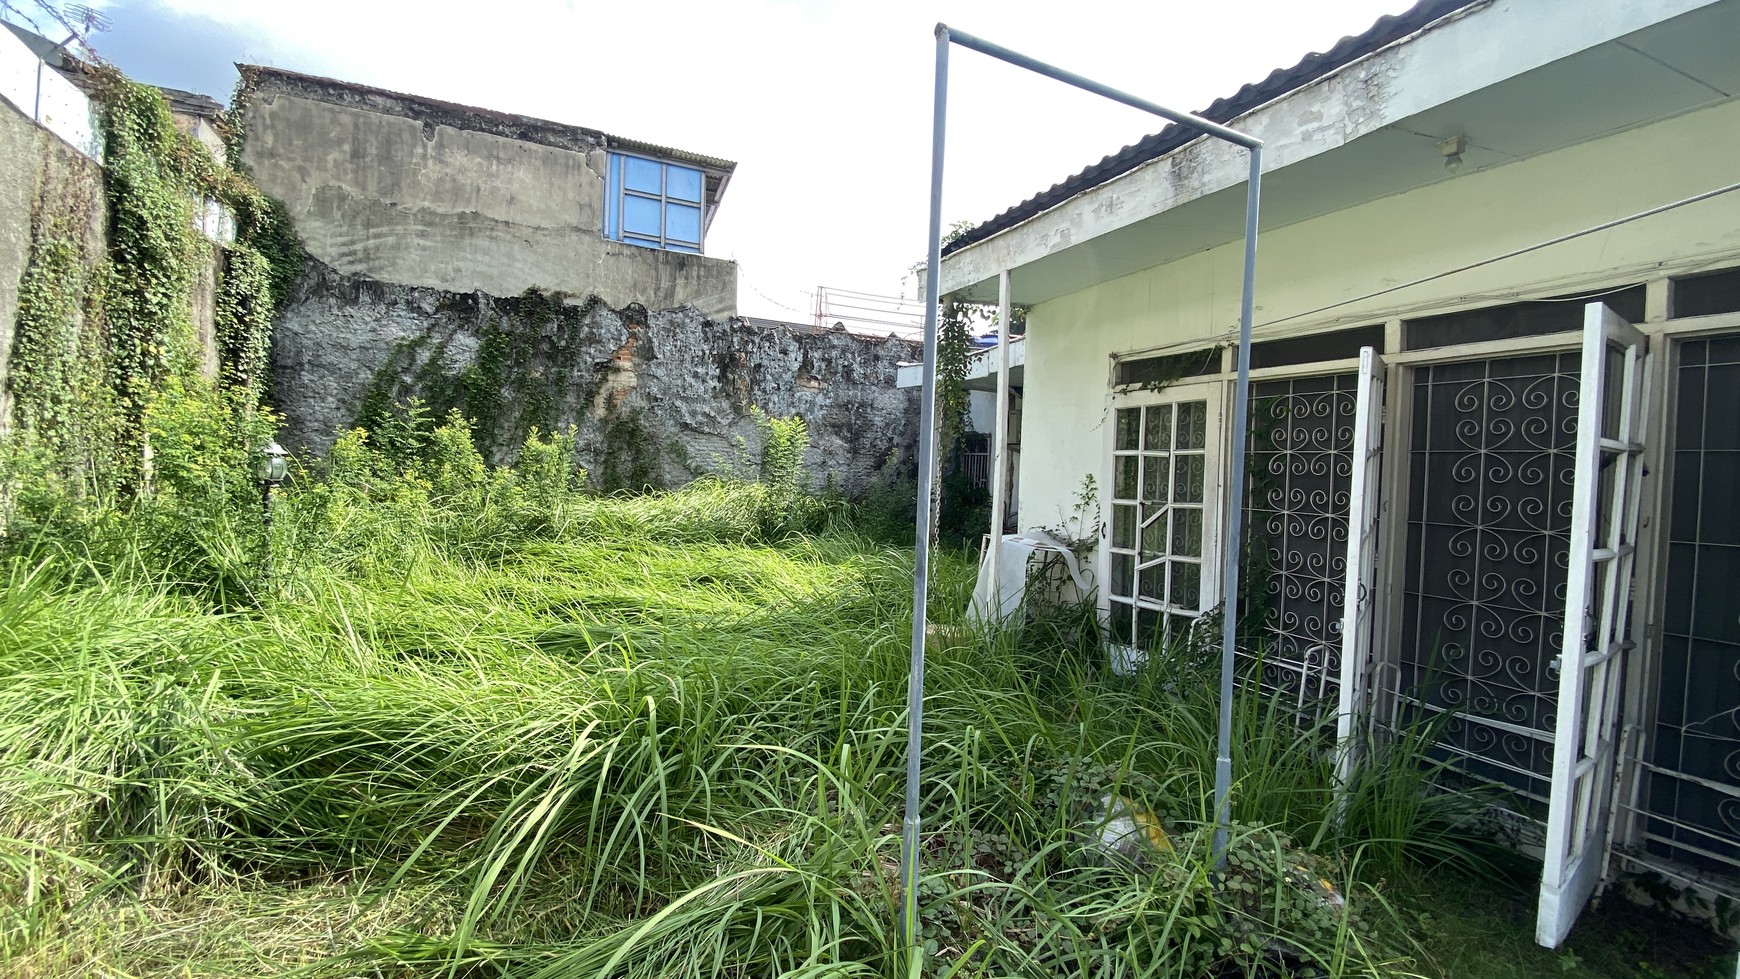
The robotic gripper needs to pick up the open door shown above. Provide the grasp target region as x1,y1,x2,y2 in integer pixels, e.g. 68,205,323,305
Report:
1536,303,1651,948
1335,346,1385,789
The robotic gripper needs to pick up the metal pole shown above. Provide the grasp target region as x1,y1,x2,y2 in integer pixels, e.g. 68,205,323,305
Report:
1213,146,1263,865
900,22,949,953
260,481,274,577
942,27,1261,150
985,269,1012,618
919,15,1265,902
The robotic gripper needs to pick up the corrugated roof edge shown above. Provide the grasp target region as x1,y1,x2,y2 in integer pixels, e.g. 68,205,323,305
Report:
941,0,1481,257
236,64,737,174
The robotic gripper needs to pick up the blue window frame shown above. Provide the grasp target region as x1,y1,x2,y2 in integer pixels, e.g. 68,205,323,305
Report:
604,153,704,254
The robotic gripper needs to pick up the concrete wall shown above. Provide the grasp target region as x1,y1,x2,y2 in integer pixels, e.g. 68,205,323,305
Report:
1015,96,1740,532
241,77,738,319
272,263,918,494
0,80,106,436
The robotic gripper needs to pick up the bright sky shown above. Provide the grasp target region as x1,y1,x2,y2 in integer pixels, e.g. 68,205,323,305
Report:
53,0,1418,321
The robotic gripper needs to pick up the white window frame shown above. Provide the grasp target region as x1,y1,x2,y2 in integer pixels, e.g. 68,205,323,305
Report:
1101,376,1225,668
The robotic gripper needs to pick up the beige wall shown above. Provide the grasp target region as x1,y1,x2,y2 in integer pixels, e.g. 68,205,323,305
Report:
243,91,737,318
1017,97,1740,532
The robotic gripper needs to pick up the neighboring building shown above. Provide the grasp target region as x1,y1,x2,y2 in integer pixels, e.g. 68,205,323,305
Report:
938,0,1740,946
236,66,738,319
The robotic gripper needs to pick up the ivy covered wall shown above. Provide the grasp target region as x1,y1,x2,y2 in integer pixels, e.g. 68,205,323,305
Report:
1,61,300,499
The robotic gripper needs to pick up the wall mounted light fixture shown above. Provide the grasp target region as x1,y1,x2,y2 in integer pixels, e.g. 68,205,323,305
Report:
1439,134,1470,173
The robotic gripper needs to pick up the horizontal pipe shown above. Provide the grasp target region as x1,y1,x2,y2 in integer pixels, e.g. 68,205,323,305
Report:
938,24,1261,149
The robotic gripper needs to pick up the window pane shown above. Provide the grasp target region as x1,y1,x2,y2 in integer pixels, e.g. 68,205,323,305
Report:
1109,601,1135,645
1177,401,1207,449
1173,562,1201,609
621,235,659,250
665,203,702,244
623,195,662,237
1171,507,1203,557
1139,564,1164,601
1141,454,1168,503
1111,553,1133,598
1145,404,1172,450
1113,456,1138,500
1111,504,1135,549
1174,454,1205,504
1140,510,1166,556
1138,607,1163,649
665,243,700,254
666,165,703,203
624,156,664,194
1116,409,1140,450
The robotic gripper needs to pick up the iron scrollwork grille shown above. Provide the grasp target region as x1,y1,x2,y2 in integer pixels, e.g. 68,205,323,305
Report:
1400,352,1580,809
1244,374,1358,726
1641,333,1740,882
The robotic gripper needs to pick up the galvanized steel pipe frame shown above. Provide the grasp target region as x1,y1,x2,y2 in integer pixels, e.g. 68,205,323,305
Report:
902,22,1263,949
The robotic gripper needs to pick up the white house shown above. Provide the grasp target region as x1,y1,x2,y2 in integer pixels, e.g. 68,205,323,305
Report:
936,0,1740,947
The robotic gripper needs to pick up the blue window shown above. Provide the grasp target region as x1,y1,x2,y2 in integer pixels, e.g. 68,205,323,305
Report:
604,153,705,254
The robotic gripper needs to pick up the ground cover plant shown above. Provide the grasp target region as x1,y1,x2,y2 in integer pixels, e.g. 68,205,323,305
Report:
1,406,1727,978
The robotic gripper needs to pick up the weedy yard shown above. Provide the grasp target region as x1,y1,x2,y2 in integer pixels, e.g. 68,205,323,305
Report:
0,408,1727,978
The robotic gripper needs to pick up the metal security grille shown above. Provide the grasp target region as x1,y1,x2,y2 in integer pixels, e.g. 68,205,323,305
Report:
1633,334,1740,886
1399,353,1582,808
1245,374,1358,720
1108,398,1212,650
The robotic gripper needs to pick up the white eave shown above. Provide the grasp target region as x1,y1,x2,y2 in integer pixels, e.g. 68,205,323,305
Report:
938,0,1739,307
897,335,1027,390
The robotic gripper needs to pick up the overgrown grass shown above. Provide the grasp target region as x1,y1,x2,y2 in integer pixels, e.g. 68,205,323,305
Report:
0,411,1521,977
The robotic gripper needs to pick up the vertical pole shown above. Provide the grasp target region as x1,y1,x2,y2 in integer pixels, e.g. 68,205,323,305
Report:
986,269,1012,617
901,23,949,952
1213,147,1262,865
260,480,277,579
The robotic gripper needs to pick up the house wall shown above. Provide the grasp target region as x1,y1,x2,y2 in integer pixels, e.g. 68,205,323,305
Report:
240,81,738,319
1016,96,1740,532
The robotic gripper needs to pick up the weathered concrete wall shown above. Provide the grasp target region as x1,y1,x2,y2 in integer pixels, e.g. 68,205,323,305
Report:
240,73,738,320
271,263,919,494
0,87,106,436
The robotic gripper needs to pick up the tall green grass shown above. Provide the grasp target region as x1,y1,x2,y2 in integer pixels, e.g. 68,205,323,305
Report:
0,415,1484,977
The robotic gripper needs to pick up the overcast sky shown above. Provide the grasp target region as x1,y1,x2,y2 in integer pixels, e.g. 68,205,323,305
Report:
32,0,1417,321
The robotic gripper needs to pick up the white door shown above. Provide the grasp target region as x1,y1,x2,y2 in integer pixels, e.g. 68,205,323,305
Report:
1536,303,1651,948
1335,347,1385,789
1104,382,1224,668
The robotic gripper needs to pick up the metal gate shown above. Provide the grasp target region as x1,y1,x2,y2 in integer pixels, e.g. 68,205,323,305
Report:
1245,371,1360,721
1618,331,1740,904
1397,349,1583,809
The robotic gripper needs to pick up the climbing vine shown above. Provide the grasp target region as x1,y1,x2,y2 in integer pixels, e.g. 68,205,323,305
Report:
93,64,205,469
355,288,605,467
5,62,302,495
936,300,972,460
